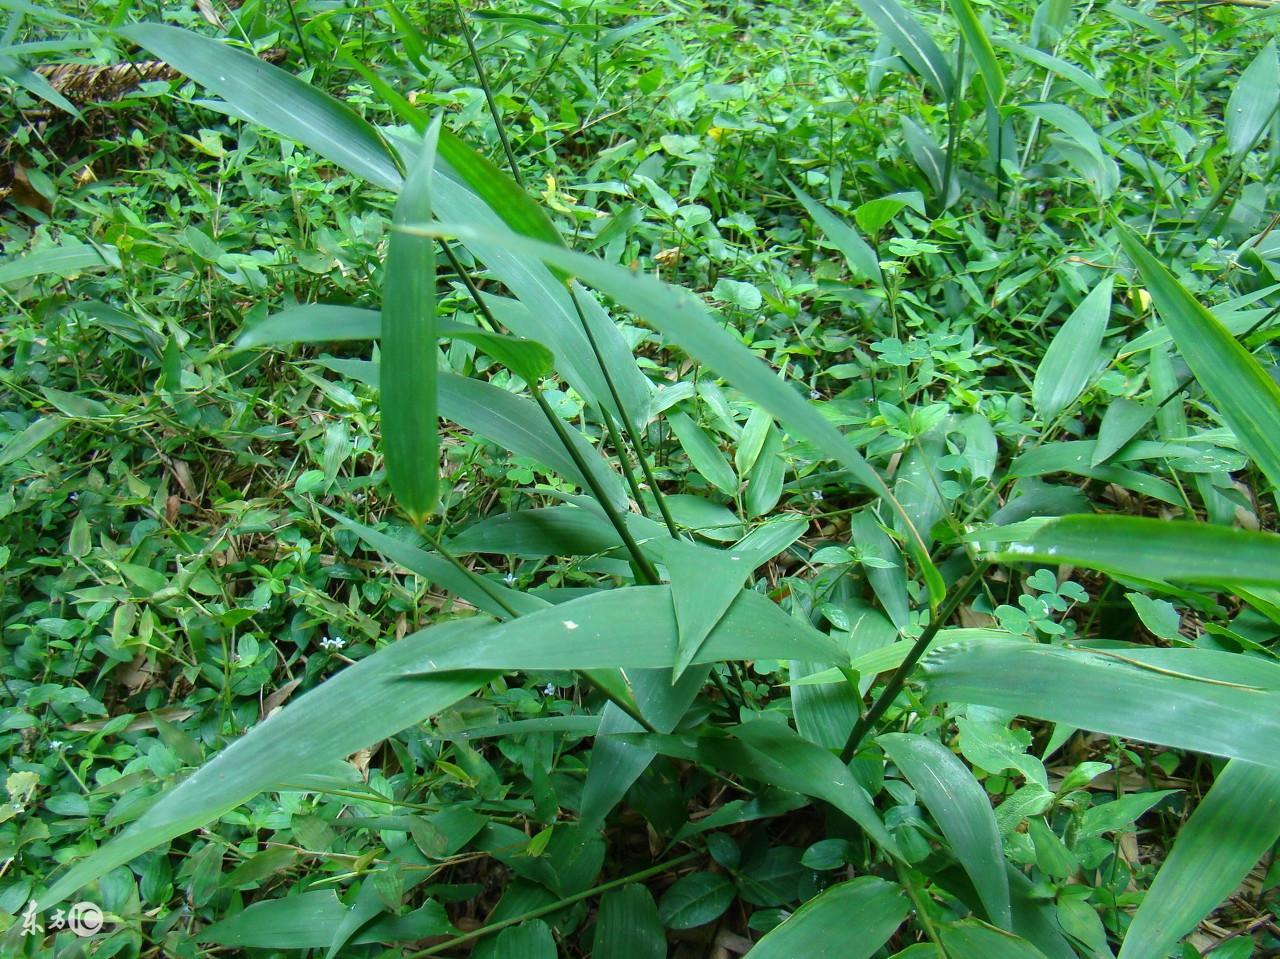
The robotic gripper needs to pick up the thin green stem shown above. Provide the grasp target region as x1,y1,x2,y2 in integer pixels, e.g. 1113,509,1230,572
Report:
840,562,989,763
532,391,660,584
451,0,525,188
425,530,520,619
937,39,965,216
601,408,651,517
437,244,658,581
568,285,680,537
405,850,701,957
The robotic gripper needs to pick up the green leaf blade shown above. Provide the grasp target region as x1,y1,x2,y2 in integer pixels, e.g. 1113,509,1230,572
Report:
382,121,442,523
747,876,908,959
1117,226,1280,494
119,23,402,190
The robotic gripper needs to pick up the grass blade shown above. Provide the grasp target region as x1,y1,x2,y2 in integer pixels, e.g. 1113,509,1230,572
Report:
747,877,908,959
319,360,629,510
699,719,902,857
1225,40,1278,158
948,0,1005,103
790,181,882,283
0,415,66,468
922,640,1280,768
382,119,441,523
1118,760,1280,959
850,0,954,99
880,733,1012,928
0,241,112,286
38,619,496,908
1031,277,1113,419
972,514,1280,589
119,23,402,190
666,410,738,494
1117,225,1280,494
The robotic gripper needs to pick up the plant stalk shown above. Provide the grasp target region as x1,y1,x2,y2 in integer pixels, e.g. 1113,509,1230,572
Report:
451,0,525,188
406,850,700,957
840,562,989,763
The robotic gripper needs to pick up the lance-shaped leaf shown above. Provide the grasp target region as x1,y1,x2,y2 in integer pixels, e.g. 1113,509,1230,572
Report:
851,0,954,99
1225,40,1278,158
971,514,1280,589
880,733,1012,928
320,360,628,509
42,585,845,907
1119,760,1280,959
381,119,442,523
948,0,1004,103
922,640,1280,768
698,720,901,856
38,618,496,909
1118,226,1280,494
119,23,403,190
1032,277,1114,419
747,877,909,959
790,181,882,283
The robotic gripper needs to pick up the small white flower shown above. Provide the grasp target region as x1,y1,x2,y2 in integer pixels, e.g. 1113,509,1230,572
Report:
809,390,821,400
811,491,824,501
563,620,579,630
319,635,346,651
503,572,516,585
49,740,65,751
543,683,555,696
68,492,79,503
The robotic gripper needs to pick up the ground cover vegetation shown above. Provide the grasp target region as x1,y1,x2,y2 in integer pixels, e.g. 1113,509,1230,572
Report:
2,0,1280,955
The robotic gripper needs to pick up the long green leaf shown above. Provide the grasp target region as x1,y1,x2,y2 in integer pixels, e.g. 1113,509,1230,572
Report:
998,39,1105,98
43,585,843,906
1032,277,1113,419
699,720,901,857
851,0,954,99
591,885,665,959
0,241,112,286
939,919,1050,958
790,182,882,283
199,890,454,948
1118,760,1280,959
667,410,738,493
382,120,441,522
38,619,495,908
1117,226,1280,494
948,0,1004,103
747,877,909,958
325,509,546,618
1225,40,1278,158
119,24,403,190
401,587,845,674
0,415,67,468
922,640,1280,768
971,514,1280,589
880,733,1012,928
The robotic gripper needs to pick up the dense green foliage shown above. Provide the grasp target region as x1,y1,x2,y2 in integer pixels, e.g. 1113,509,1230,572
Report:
2,0,1279,956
